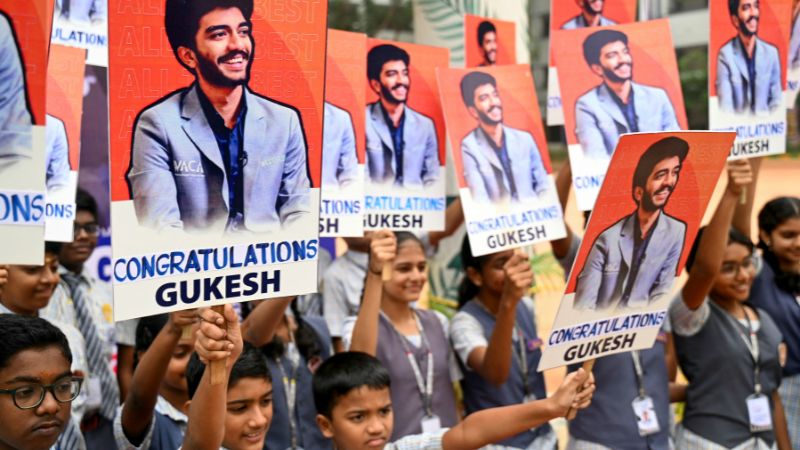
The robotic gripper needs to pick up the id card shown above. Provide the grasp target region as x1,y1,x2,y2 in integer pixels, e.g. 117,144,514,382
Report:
421,415,442,434
746,394,773,432
631,396,660,436
86,377,102,410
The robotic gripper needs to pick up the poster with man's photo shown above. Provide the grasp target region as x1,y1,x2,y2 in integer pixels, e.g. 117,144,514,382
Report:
0,0,49,264
539,131,735,370
546,0,637,126
464,15,516,68
45,44,86,242
50,0,107,66
709,0,791,159
363,38,449,231
320,29,366,238
553,19,688,211
108,0,327,320
787,1,800,106
437,64,566,256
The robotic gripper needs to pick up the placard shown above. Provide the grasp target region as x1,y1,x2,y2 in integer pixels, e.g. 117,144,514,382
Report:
547,0,637,126
0,1,49,264
464,15,516,68
553,19,687,211
364,39,448,231
50,0,107,66
108,0,327,320
539,131,734,370
709,0,791,159
437,64,566,256
45,44,85,242
320,29,366,237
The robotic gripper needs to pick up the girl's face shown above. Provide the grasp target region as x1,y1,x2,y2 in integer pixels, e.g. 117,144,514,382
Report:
710,242,756,303
384,241,427,303
763,217,800,270
466,250,514,297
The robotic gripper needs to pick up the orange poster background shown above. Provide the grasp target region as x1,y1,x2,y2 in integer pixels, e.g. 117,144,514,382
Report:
464,15,516,67
107,0,328,202
326,29,366,163
1,1,49,125
553,19,688,146
47,44,86,169
366,38,449,165
437,64,551,188
565,132,734,293
708,0,791,96
549,0,637,32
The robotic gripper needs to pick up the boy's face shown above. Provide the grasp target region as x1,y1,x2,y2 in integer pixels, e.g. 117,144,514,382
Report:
317,386,393,450
1,252,60,316
164,337,194,394
0,346,72,450
222,377,273,450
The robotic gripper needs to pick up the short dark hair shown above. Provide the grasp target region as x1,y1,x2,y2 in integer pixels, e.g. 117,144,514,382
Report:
75,187,97,221
312,352,390,418
367,44,410,82
458,235,491,308
45,241,63,256
631,136,689,202
135,314,169,353
395,231,424,250
583,29,628,66
477,20,497,46
685,226,754,273
185,342,270,399
164,0,254,71
460,71,497,108
728,0,742,16
0,315,72,371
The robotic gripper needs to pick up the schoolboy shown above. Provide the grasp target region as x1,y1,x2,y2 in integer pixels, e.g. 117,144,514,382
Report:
313,351,595,450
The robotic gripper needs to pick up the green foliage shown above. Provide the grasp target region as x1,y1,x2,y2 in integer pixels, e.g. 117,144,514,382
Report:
328,0,413,38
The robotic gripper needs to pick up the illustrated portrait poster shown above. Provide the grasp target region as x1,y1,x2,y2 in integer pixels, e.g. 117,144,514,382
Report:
50,0,109,66
108,0,327,320
786,1,800,106
708,0,791,160
464,15,516,68
553,19,687,211
539,131,734,371
546,0,637,126
437,64,565,256
0,0,49,264
45,44,86,242
363,38,449,232
320,29,366,238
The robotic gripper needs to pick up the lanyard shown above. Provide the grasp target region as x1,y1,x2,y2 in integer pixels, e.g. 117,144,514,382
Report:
276,318,300,449
631,350,646,398
475,300,531,397
380,311,435,416
721,306,762,395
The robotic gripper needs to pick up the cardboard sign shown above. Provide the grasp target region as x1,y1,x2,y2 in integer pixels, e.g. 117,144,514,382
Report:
708,0,791,159
553,19,688,211
45,44,86,242
320,29,367,238
0,1,49,264
538,131,735,371
108,0,327,321
464,15,516,68
437,64,566,256
547,0,637,126
364,39,449,231
50,0,108,66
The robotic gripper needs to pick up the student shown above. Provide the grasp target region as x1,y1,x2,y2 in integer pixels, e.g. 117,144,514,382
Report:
183,305,273,450
346,230,460,440
313,351,594,450
0,314,84,450
242,297,333,449
670,160,792,449
114,311,197,450
450,238,556,449
743,195,800,446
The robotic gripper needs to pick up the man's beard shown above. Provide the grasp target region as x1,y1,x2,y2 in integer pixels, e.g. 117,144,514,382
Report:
477,106,502,125
641,185,673,212
484,49,496,64
738,15,759,37
583,0,603,15
380,82,409,105
196,49,251,88
602,62,632,84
